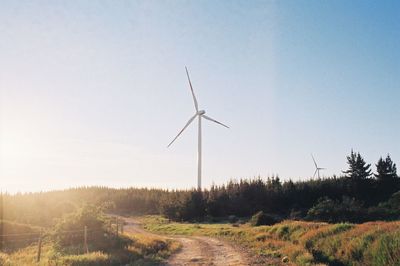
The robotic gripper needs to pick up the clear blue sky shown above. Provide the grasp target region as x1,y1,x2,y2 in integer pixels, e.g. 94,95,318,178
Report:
0,1,399,192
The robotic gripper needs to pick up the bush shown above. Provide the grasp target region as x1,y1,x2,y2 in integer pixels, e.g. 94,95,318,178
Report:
306,196,366,223
250,211,279,226
52,205,130,253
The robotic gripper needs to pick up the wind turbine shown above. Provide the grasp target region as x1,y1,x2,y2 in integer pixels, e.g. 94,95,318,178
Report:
168,67,229,191
311,154,326,178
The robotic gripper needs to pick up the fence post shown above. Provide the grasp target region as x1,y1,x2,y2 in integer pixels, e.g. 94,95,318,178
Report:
37,229,42,262
84,225,88,254
115,217,119,238
121,221,123,235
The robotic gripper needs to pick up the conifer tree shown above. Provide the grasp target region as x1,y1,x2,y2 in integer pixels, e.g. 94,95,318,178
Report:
375,155,399,200
375,155,397,181
343,150,372,180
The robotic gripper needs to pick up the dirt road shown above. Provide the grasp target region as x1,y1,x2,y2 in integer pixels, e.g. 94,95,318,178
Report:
166,236,248,266
122,217,252,266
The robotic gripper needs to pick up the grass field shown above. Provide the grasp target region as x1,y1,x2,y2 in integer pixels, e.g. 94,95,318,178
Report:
140,216,400,266
0,226,180,266
2,216,399,265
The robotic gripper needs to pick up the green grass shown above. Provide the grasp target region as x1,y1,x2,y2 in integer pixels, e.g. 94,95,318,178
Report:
140,216,400,266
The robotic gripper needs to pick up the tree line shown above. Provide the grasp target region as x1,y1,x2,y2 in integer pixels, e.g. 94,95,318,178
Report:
161,151,400,222
2,150,399,225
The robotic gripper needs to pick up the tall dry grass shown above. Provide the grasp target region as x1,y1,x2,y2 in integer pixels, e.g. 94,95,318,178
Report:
143,216,400,266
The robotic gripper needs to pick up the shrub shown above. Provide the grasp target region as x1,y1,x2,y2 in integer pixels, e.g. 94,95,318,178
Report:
52,205,130,253
306,196,366,223
250,211,279,226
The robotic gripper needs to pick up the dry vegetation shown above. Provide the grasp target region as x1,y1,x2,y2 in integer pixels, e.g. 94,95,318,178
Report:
0,231,179,266
0,239,177,265
141,216,400,266
0,213,180,266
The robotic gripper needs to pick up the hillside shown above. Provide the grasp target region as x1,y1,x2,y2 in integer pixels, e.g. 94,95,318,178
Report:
0,207,179,266
141,216,400,266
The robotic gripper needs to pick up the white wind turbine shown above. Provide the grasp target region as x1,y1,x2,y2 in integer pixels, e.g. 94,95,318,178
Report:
311,154,326,179
168,67,229,191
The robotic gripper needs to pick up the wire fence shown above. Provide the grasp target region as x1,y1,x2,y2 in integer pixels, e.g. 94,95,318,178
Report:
0,217,124,262
0,229,102,242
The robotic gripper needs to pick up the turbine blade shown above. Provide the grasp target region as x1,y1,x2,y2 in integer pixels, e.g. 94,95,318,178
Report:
202,115,229,128
167,114,197,147
313,169,318,178
185,67,199,112
311,154,318,168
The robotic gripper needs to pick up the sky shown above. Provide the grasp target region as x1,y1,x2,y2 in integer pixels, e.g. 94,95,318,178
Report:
0,0,399,193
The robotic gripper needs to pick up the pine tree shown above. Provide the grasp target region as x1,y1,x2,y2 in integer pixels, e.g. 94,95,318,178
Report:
342,150,372,180
375,155,399,201
375,155,397,181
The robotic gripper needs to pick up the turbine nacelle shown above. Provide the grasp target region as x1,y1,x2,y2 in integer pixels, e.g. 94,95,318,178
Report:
197,110,206,115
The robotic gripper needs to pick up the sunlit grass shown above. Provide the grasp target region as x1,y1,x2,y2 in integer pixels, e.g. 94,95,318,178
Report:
0,228,180,266
141,215,400,266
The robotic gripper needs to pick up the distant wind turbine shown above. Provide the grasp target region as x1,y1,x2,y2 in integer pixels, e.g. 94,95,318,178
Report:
168,67,229,191
311,154,326,178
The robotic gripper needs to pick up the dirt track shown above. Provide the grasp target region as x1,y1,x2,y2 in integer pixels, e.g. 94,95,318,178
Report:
122,217,252,266
167,236,248,266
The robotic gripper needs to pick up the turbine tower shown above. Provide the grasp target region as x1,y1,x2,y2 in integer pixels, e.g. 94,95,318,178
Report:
311,154,326,178
168,67,229,191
